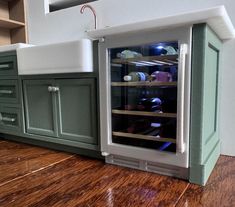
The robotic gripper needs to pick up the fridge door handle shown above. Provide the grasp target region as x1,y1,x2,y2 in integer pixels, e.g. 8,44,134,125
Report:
177,44,188,154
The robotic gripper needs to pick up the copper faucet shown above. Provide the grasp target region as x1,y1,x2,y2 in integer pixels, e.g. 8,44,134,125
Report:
80,4,97,30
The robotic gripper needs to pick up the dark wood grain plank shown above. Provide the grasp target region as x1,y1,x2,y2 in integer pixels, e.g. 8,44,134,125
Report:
0,140,233,207
176,156,235,207
0,155,188,207
0,140,73,186
78,170,189,207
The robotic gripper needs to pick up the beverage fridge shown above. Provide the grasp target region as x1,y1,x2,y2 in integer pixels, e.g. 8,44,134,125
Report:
98,26,192,179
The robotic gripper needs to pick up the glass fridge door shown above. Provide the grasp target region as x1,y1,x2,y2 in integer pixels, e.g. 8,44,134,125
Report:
110,41,179,153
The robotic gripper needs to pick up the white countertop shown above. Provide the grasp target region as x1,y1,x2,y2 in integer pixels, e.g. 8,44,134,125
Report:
0,43,33,53
88,6,235,41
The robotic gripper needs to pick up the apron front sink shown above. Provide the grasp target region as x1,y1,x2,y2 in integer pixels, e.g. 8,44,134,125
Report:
17,39,93,75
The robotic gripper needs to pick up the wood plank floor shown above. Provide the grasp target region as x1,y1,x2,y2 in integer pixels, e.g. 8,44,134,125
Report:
0,139,234,207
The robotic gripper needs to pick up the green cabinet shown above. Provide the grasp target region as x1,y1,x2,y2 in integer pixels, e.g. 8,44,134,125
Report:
0,105,22,132
23,79,58,137
0,80,20,104
0,52,23,134
0,55,18,76
190,24,222,185
23,78,97,145
0,48,100,157
57,79,97,144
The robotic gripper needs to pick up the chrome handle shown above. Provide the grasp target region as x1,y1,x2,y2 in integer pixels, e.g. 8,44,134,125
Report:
0,90,13,94
0,64,10,69
48,86,59,92
53,87,59,92
1,116,16,122
48,86,53,92
177,44,188,154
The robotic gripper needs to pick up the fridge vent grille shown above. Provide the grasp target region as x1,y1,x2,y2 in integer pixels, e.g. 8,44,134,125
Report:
146,162,180,177
106,154,188,179
107,155,140,168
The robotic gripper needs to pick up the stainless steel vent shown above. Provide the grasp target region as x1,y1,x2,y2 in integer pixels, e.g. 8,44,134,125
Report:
106,154,189,179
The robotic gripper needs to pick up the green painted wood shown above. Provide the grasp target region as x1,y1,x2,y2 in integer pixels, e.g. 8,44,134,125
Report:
0,105,22,133
2,133,103,159
0,47,100,159
0,52,23,135
56,79,98,144
0,51,16,57
20,72,98,80
18,76,26,133
0,126,99,151
190,24,222,186
0,80,19,104
0,55,18,76
23,79,59,137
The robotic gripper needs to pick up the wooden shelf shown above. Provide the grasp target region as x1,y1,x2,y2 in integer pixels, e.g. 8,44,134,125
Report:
112,55,178,66
0,17,24,29
113,131,176,143
112,110,177,118
111,81,177,87
0,0,27,45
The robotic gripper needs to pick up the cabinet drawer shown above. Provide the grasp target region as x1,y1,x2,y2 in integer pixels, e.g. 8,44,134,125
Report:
0,106,22,132
0,80,19,103
0,55,17,76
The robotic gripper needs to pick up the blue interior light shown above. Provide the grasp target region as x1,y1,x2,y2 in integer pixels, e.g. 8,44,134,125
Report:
156,45,164,50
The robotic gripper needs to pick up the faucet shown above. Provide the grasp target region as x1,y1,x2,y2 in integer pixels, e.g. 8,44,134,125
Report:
80,4,97,30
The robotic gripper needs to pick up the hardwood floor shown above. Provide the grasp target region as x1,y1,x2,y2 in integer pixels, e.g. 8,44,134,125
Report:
0,140,73,187
176,156,235,207
0,139,234,207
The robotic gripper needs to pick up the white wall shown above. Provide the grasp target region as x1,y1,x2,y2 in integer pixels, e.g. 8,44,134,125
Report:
27,0,235,156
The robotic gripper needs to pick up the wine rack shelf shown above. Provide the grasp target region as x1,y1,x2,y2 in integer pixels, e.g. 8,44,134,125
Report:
112,131,176,143
112,110,177,118
112,55,178,66
111,81,177,87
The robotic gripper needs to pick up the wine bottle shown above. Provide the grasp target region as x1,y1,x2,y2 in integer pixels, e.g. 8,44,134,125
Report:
124,72,149,82
137,97,162,112
151,71,172,82
170,66,178,81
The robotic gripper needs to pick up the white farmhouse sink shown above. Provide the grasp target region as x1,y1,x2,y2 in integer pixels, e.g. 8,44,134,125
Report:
17,39,93,75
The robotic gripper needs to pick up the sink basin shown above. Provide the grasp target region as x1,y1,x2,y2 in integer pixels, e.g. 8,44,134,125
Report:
17,39,93,75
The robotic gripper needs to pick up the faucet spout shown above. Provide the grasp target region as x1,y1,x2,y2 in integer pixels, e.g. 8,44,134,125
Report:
80,4,97,30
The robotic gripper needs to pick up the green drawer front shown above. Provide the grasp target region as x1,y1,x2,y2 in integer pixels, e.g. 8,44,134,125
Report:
0,80,19,103
0,55,17,76
0,106,22,133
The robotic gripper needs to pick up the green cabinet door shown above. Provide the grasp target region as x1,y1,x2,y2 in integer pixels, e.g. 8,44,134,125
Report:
190,24,222,185
56,79,97,144
0,105,22,133
23,79,58,137
0,55,18,76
